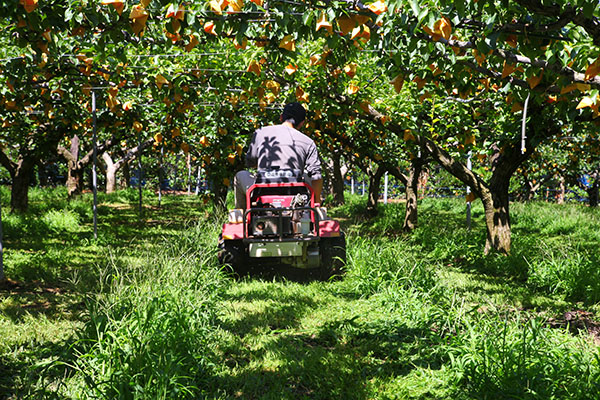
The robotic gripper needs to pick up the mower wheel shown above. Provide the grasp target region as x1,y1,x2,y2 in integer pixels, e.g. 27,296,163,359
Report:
317,232,346,280
218,238,248,275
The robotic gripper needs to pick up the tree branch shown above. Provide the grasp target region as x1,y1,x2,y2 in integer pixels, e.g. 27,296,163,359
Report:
57,145,77,164
114,138,154,170
415,32,600,90
0,149,16,178
513,0,600,46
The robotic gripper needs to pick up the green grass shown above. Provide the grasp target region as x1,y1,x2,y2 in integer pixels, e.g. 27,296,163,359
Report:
1,189,600,399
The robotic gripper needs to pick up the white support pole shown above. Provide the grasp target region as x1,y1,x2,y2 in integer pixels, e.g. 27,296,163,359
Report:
466,151,472,230
362,180,365,196
158,146,163,207
351,174,355,195
91,91,98,239
521,93,530,155
187,153,192,194
137,127,143,220
383,172,389,204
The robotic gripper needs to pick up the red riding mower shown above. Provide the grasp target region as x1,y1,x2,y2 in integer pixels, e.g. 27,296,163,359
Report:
218,169,346,279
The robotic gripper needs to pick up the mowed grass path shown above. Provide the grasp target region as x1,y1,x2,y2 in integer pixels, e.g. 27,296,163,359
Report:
1,188,600,399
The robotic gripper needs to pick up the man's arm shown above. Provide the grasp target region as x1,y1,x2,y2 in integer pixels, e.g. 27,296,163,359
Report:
245,131,258,168
304,140,323,203
311,178,323,204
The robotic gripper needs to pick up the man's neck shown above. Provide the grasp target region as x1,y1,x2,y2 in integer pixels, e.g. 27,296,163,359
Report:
281,121,295,129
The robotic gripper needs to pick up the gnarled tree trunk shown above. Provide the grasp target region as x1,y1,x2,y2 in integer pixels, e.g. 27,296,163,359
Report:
11,158,36,213
588,172,599,207
365,165,385,217
402,161,423,232
330,152,345,205
480,182,511,255
120,160,131,189
65,135,83,197
388,156,428,232
58,135,119,198
102,152,118,194
101,139,154,194
0,151,36,214
557,176,566,205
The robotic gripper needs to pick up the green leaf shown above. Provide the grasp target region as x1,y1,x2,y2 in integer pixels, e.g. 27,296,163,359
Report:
418,8,429,24
455,0,465,17
582,1,595,18
485,32,500,49
65,8,74,22
410,0,420,17
476,40,490,54
302,9,314,25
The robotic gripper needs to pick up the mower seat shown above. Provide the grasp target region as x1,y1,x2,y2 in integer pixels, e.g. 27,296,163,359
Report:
251,169,310,201
255,169,303,184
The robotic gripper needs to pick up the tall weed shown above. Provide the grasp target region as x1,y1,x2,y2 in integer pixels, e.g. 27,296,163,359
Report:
448,314,600,399
340,236,437,297
526,242,600,303
67,219,227,399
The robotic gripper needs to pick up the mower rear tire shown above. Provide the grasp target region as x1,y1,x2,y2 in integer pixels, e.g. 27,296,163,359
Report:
317,232,346,280
217,238,249,276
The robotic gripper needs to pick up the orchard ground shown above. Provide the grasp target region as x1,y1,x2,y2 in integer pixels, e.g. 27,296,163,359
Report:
1,187,600,399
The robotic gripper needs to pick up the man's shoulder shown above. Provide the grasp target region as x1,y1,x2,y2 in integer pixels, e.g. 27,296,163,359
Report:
257,125,314,143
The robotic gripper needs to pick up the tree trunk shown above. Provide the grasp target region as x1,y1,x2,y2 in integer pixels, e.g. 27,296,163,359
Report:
523,176,537,201
65,135,83,198
213,182,229,209
58,135,122,198
121,160,130,189
38,162,49,187
588,173,599,207
102,153,117,194
388,159,426,233
403,162,422,232
330,152,345,205
481,182,511,255
366,165,385,217
11,158,36,213
557,176,565,205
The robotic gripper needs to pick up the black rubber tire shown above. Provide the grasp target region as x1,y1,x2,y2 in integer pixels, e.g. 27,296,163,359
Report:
317,232,346,280
217,238,249,276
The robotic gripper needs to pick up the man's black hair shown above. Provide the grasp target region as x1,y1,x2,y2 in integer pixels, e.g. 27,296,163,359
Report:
281,102,306,128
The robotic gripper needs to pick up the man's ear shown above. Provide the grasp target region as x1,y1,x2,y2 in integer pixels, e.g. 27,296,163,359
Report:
297,120,305,129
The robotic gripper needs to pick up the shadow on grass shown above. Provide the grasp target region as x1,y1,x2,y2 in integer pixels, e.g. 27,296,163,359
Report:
0,280,85,323
213,284,442,399
0,332,80,399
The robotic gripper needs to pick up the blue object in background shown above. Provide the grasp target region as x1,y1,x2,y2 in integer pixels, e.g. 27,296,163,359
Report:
578,174,591,188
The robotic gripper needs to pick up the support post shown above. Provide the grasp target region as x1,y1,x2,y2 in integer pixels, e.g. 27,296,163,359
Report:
195,165,201,195
0,200,4,282
466,151,472,230
521,93,530,155
92,91,98,239
158,146,163,207
351,174,354,195
187,153,192,194
362,180,365,196
383,172,388,204
137,127,143,220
